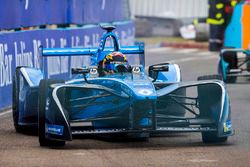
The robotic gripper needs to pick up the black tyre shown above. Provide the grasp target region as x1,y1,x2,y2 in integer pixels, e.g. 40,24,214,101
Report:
223,51,237,83
223,51,238,69
247,61,250,72
12,67,27,133
198,75,228,143
202,132,228,143
38,79,65,147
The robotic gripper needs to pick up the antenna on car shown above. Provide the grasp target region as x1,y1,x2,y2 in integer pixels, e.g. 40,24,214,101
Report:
100,24,116,33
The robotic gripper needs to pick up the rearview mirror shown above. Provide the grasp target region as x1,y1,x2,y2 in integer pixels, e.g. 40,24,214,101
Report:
71,67,89,74
148,63,169,81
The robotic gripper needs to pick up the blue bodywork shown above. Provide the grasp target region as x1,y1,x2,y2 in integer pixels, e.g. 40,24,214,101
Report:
13,26,233,145
224,3,243,48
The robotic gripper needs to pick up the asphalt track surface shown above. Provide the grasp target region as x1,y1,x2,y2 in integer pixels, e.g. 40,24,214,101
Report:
1,47,250,167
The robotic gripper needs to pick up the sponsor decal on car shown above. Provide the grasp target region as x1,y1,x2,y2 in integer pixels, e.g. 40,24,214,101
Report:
138,89,153,96
223,120,232,133
45,124,64,136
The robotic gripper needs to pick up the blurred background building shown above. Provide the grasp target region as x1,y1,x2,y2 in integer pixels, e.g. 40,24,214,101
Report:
129,0,209,37
129,0,208,19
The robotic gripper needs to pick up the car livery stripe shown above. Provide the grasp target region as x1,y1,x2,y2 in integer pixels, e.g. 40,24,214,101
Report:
20,68,34,87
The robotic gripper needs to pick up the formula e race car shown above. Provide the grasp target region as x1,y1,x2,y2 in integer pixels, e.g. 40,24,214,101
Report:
13,25,233,147
218,48,250,83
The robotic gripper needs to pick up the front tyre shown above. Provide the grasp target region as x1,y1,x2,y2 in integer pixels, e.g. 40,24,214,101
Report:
197,75,228,143
222,51,237,83
38,79,65,147
202,132,227,143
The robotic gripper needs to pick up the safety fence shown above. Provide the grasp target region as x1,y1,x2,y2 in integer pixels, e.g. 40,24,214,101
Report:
0,21,135,111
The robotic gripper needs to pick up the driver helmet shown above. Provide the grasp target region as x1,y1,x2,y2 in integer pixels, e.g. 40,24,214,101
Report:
100,52,131,74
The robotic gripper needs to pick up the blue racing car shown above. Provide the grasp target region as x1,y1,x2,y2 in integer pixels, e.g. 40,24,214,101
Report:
13,25,233,147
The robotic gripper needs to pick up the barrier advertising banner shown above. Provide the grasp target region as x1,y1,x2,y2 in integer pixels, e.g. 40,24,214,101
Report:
0,21,135,111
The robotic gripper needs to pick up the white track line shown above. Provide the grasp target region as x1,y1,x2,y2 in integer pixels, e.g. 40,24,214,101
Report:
169,55,216,63
173,48,199,54
146,47,218,57
0,110,11,117
196,51,215,56
145,55,216,70
146,47,174,53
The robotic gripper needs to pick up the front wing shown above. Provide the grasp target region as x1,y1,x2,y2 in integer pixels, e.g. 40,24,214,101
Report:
43,80,233,141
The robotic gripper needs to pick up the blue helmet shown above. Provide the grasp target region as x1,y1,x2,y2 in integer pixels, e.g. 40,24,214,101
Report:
101,52,131,73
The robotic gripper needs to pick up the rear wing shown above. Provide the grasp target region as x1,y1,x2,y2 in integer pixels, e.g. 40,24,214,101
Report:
42,45,144,57
40,43,145,72
41,25,145,65
39,25,145,76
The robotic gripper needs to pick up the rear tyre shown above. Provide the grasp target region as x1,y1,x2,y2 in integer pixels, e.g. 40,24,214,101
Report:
12,67,27,133
38,79,65,147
